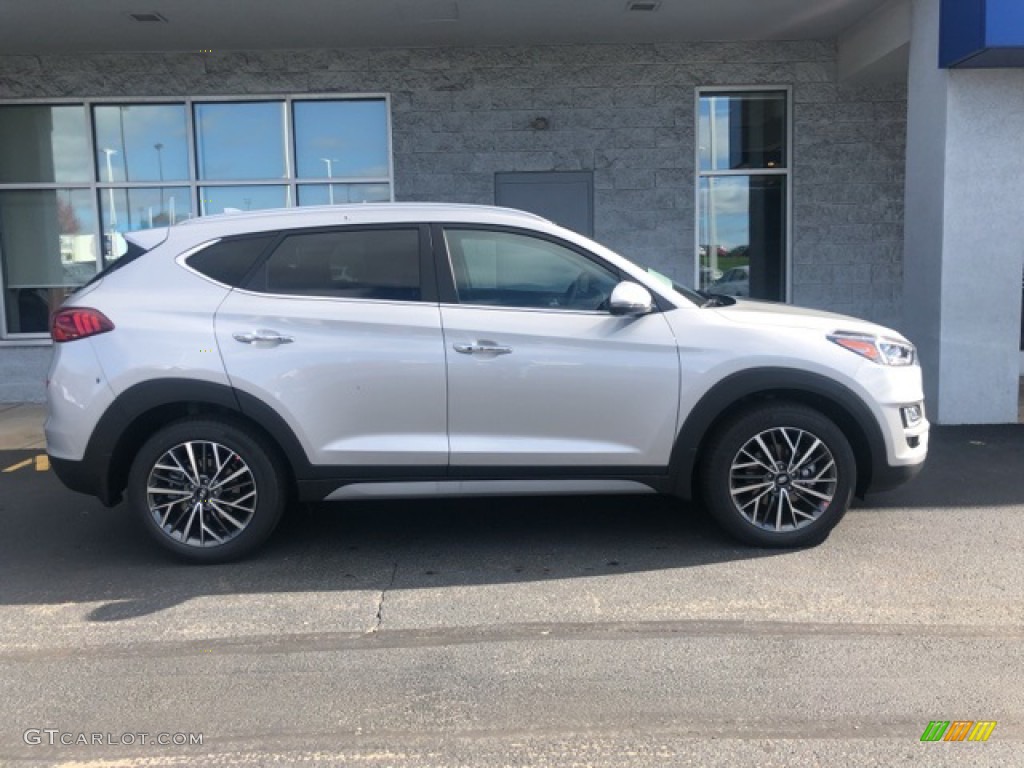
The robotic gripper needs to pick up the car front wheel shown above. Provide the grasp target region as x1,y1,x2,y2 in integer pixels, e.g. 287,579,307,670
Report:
127,418,286,563
701,403,856,548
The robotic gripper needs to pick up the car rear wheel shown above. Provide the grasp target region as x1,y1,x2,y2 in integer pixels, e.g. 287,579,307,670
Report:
127,418,286,563
701,403,856,548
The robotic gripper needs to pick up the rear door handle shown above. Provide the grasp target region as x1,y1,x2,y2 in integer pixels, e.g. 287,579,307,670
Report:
233,329,294,346
453,341,512,356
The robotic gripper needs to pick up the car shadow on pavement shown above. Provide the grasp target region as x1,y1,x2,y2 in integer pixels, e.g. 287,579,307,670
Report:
1,471,786,621
1,425,1021,622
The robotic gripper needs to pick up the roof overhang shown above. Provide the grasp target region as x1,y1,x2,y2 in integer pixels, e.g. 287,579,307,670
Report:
1,0,894,54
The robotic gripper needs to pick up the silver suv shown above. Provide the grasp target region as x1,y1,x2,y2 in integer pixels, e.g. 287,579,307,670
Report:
46,204,928,562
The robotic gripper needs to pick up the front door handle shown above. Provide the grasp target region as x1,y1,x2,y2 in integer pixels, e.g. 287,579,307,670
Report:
233,329,294,346
453,341,512,356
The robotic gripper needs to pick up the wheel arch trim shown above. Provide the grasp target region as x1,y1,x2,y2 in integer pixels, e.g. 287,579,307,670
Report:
670,367,886,500
77,379,312,505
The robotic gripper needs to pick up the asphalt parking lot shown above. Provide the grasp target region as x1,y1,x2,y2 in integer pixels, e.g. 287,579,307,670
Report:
1,424,1023,766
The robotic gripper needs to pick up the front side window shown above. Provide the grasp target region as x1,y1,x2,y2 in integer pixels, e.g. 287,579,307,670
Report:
444,229,618,311
697,89,788,301
252,228,420,301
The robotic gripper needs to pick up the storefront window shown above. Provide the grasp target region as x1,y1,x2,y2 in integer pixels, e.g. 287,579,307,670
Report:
194,101,288,181
93,104,189,183
297,183,391,206
0,96,393,337
98,186,194,261
293,100,390,180
697,90,789,301
199,185,290,215
0,189,96,334
0,105,91,184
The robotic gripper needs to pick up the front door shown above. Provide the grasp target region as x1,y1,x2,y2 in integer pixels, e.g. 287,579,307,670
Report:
438,226,679,469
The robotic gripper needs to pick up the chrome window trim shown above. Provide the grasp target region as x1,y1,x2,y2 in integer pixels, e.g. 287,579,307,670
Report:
436,299,610,313
229,286,433,308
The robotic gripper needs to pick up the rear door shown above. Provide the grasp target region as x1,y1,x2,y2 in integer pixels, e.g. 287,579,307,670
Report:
437,225,680,470
214,224,448,467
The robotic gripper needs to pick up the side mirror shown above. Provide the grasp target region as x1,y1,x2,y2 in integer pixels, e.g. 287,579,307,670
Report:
608,281,653,316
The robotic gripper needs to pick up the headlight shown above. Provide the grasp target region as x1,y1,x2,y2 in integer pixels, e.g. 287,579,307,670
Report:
827,331,916,366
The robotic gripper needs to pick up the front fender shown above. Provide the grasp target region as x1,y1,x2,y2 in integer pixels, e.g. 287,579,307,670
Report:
669,367,885,500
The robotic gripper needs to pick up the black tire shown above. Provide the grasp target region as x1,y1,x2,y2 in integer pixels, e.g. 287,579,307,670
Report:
127,418,286,563
700,402,856,548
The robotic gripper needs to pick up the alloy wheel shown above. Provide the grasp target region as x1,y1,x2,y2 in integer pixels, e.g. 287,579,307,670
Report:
145,440,258,547
728,426,838,532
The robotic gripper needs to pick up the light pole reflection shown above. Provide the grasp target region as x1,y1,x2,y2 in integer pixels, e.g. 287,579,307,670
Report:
155,142,165,219
321,158,337,205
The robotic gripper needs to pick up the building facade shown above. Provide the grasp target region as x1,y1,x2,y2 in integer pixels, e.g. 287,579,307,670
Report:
0,0,1021,423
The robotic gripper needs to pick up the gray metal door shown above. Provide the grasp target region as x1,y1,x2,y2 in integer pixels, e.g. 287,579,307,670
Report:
495,171,594,237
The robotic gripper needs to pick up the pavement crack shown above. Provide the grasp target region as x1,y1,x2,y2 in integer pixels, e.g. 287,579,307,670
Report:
368,561,398,634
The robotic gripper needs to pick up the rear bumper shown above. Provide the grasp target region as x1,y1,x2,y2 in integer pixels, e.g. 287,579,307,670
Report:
49,453,121,507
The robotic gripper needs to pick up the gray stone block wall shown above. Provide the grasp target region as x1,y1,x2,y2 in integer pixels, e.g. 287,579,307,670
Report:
0,40,908,399
0,346,51,402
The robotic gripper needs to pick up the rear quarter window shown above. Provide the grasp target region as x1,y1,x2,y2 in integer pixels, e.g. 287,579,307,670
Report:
186,234,277,287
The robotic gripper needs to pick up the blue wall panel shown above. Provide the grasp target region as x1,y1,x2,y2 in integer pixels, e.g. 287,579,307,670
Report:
986,0,1024,46
940,0,1024,68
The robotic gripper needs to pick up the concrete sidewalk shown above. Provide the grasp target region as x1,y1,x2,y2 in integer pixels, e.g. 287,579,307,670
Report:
0,403,45,451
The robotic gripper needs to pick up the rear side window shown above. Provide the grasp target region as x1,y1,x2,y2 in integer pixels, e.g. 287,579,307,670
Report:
186,234,276,287
249,228,421,301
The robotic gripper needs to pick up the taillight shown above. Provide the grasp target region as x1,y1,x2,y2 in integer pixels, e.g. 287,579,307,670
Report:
50,308,115,342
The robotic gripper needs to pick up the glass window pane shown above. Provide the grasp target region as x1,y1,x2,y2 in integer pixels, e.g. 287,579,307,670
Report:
200,185,289,215
293,100,389,179
92,104,189,183
99,186,193,262
254,228,420,301
297,183,391,206
187,235,276,287
444,229,618,311
1,189,97,334
194,102,287,180
698,91,786,172
699,175,786,301
0,106,91,183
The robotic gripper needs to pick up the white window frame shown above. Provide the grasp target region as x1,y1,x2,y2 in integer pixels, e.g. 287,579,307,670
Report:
0,93,395,343
694,85,793,302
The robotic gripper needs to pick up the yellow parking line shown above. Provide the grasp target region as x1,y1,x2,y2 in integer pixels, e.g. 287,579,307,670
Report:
2,454,50,473
2,458,32,473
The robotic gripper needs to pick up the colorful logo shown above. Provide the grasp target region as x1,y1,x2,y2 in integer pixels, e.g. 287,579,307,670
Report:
920,721,996,742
